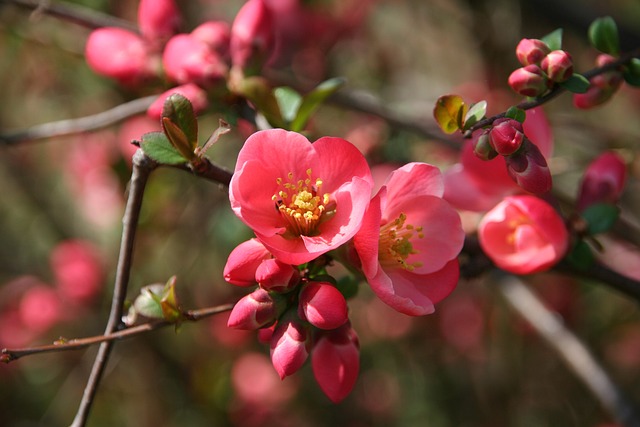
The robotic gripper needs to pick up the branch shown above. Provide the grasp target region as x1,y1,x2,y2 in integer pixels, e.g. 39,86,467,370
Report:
1,303,234,363
497,275,640,427
0,96,157,145
69,149,155,427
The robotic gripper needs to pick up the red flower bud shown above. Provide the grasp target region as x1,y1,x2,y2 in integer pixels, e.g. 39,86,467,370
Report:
270,317,309,379
472,131,498,161
146,84,209,119
505,139,552,194
162,34,227,86
298,282,348,330
489,118,525,156
508,65,550,97
515,38,551,66
228,287,279,330
224,239,271,286
541,50,573,83
191,21,231,58
138,0,180,45
230,0,275,74
255,258,300,292
577,152,627,211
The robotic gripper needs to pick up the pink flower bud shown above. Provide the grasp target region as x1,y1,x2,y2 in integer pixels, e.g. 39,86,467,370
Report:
50,240,104,303
577,152,627,211
489,118,525,156
508,65,550,97
255,258,300,292
574,55,623,109
312,324,360,403
138,0,181,45
505,139,552,194
228,288,279,329
515,38,551,66
85,28,157,85
19,285,62,333
473,131,498,161
224,239,271,286
162,34,228,86
230,0,275,73
146,83,209,119
270,317,309,379
298,282,348,330
191,21,231,57
541,50,573,83
479,195,569,274
573,84,615,109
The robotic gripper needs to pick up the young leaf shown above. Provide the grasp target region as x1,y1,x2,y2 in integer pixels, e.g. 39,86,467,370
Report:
623,58,640,87
505,106,526,123
140,131,187,165
560,74,590,93
434,95,467,134
274,86,303,124
133,284,166,319
582,203,620,235
162,117,197,162
541,28,563,51
161,94,198,149
565,240,595,271
291,77,346,132
462,100,487,130
160,276,183,323
588,16,619,55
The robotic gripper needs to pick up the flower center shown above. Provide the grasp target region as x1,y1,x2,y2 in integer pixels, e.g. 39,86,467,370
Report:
378,213,424,271
272,169,335,237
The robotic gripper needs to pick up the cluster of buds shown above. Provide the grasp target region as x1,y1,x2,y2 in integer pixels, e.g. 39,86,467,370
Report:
574,54,624,109
224,239,358,403
508,38,574,97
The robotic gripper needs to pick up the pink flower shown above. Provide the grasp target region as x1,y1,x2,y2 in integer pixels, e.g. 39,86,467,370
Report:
270,316,309,379
353,163,465,316
312,324,360,403
162,34,228,86
255,258,300,292
228,287,281,330
229,129,373,265
515,38,550,66
50,240,104,304
577,152,627,211
191,21,231,58
298,282,348,330
19,285,62,334
138,0,181,45
230,0,275,73
508,65,550,97
489,118,525,156
541,50,574,83
224,238,271,286
478,195,569,274
146,84,209,119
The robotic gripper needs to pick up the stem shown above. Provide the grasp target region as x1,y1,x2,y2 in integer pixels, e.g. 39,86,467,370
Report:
497,275,640,427
69,150,155,427
1,303,234,363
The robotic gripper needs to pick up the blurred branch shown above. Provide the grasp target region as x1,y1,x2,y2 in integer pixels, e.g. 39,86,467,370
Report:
70,149,154,427
497,275,640,427
1,303,234,363
2,0,139,32
0,96,157,145
558,260,640,303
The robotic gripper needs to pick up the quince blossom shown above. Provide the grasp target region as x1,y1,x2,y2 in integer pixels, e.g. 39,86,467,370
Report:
354,163,465,316
229,129,373,265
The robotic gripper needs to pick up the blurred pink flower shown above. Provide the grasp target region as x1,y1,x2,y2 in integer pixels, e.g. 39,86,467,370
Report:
138,0,181,45
478,195,569,274
229,129,373,265
231,352,297,405
118,115,159,162
230,0,275,73
191,21,231,57
162,34,228,86
577,151,627,211
19,285,62,334
146,83,209,119
50,240,104,304
353,163,464,316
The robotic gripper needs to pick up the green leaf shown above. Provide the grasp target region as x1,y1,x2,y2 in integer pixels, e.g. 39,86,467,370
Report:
541,28,563,51
234,76,285,128
162,117,196,162
434,95,467,134
505,106,526,123
581,203,620,235
623,58,640,87
588,16,619,55
291,77,346,132
565,240,595,271
462,100,487,130
274,87,303,123
161,94,198,149
560,73,590,93
140,132,187,165
160,276,183,323
133,284,166,319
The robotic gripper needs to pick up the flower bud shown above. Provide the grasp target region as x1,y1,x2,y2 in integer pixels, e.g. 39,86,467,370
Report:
191,21,231,57
508,65,549,97
574,55,623,109
577,152,626,211
162,34,227,86
489,118,525,156
312,324,360,403
224,239,271,286
228,287,280,329
19,285,62,333
230,0,275,74
515,38,550,66
505,139,552,194
147,84,209,119
472,131,498,161
51,240,103,303
270,317,309,379
298,282,348,330
255,258,300,292
138,0,180,45
479,195,569,274
541,50,573,83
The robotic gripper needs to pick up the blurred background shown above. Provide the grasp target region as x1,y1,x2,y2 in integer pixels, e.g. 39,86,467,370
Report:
1,0,640,426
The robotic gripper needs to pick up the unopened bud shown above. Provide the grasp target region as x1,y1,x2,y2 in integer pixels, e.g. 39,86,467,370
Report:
162,34,227,87
191,21,231,57
505,139,552,194
270,316,309,379
255,258,300,292
223,239,271,286
473,131,498,161
228,287,280,330
541,50,573,83
230,0,275,74
489,118,525,156
573,54,623,109
516,38,551,66
577,152,627,211
138,0,180,45
508,65,550,97
298,282,348,330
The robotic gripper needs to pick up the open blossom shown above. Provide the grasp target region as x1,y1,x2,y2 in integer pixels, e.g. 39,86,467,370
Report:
353,163,464,316
478,195,569,274
229,129,373,265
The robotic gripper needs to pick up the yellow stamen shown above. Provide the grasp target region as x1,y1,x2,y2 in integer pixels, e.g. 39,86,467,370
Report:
378,213,424,271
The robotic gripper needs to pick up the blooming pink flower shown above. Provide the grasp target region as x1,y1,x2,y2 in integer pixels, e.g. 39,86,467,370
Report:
353,163,464,316
298,282,348,330
138,0,181,45
270,316,309,379
312,323,360,403
478,195,569,274
224,238,272,286
577,152,627,211
229,129,373,265
146,83,209,119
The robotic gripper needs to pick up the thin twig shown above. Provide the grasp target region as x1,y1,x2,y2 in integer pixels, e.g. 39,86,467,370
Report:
1,303,234,363
70,149,155,427
497,275,640,427
0,96,157,145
